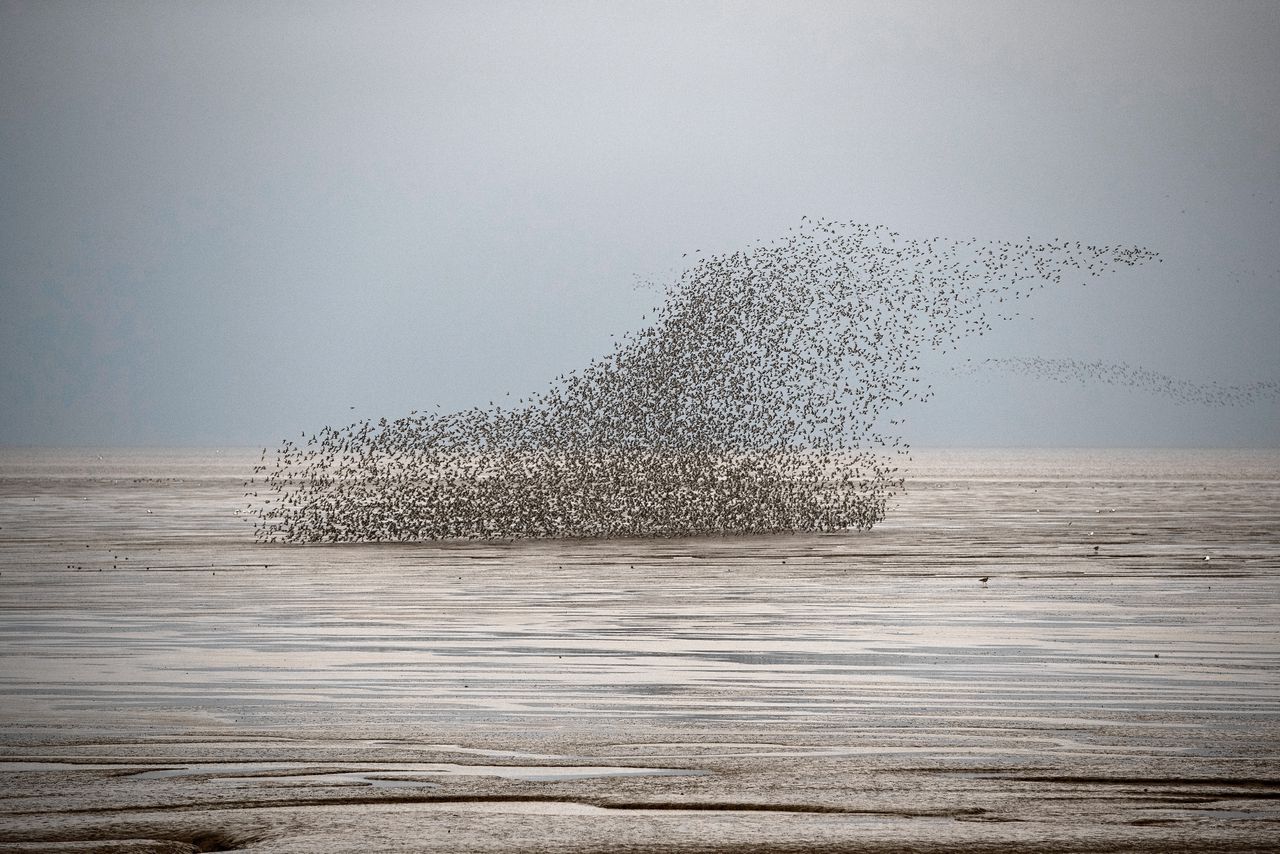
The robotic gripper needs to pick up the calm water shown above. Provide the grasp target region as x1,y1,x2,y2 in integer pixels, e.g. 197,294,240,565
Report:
0,448,1277,852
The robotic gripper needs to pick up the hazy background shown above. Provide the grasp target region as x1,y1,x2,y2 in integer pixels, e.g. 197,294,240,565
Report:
2,0,1277,448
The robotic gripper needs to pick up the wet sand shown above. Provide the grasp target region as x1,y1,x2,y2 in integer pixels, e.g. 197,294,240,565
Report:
0,448,1277,852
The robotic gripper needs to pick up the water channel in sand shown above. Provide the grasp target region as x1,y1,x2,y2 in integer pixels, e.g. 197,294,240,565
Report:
0,448,1277,852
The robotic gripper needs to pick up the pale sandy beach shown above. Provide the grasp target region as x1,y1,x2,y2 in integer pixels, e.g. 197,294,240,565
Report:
0,448,1277,852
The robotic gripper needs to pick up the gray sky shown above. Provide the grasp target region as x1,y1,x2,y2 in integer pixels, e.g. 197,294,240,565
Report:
2,0,1277,447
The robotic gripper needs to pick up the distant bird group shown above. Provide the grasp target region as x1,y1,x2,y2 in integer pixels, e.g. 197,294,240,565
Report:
247,219,1159,542
953,356,1279,407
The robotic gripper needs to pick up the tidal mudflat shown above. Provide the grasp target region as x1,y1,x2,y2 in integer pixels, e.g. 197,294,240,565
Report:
0,448,1277,852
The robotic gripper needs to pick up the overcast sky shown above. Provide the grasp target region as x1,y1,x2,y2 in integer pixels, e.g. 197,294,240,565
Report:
2,0,1277,447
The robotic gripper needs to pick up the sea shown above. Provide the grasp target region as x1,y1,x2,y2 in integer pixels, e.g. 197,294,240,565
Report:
0,447,1277,853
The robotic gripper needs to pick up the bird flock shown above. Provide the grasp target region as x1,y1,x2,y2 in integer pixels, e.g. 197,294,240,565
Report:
247,219,1158,542
954,356,1280,407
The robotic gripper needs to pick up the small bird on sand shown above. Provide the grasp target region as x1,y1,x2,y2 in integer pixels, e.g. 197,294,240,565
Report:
979,576,989,584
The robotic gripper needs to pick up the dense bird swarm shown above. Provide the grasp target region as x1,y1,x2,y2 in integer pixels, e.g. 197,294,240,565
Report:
955,356,1280,407
247,219,1158,542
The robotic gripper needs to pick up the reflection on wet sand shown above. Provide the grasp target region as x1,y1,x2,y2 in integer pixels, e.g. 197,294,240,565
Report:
0,448,1277,852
